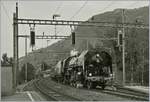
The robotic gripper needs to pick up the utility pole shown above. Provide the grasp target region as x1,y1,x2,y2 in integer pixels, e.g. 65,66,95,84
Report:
16,2,19,86
25,37,27,82
13,12,16,89
131,57,134,85
142,45,144,85
122,9,125,86
13,2,19,89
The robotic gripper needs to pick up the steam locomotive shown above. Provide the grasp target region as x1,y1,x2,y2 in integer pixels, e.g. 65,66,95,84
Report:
52,49,113,89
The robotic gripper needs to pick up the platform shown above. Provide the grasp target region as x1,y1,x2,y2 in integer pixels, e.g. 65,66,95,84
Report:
1,91,46,101
1,92,31,101
1,80,46,101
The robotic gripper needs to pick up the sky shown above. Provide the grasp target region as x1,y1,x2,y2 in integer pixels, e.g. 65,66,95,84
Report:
0,0,149,58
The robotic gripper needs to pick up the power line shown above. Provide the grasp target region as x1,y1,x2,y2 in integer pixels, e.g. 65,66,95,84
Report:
56,0,88,36
1,1,13,45
70,0,88,20
57,1,114,36
1,2,11,23
50,2,63,45
98,1,115,13
53,1,63,14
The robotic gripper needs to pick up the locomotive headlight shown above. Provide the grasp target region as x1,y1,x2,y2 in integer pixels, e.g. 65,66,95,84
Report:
77,72,81,75
110,74,113,77
89,73,92,76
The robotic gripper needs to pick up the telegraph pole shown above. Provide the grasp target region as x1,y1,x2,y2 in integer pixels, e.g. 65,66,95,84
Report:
16,3,19,85
13,2,19,89
142,45,144,85
16,2,19,86
25,37,27,82
122,9,125,86
13,12,16,89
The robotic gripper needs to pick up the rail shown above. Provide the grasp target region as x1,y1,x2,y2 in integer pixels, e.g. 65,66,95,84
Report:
90,86,149,101
34,79,81,101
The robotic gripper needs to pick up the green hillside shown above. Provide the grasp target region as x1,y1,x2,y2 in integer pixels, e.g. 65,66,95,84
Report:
19,6,149,85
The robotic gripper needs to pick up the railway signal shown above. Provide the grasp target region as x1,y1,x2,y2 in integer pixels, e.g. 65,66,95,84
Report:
30,30,35,46
72,32,75,45
118,30,123,46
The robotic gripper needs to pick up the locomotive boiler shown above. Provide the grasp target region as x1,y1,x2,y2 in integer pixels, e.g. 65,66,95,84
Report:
52,49,113,89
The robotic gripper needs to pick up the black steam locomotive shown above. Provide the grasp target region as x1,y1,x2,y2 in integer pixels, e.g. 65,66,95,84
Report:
52,49,113,89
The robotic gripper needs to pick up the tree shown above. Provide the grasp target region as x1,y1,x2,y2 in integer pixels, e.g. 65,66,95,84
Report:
1,53,13,65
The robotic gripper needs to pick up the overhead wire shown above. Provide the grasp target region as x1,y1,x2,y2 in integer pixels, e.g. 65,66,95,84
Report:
53,1,63,15
97,1,115,14
70,0,88,20
93,1,116,38
55,1,117,36
2,1,30,55
1,1,14,57
47,2,63,48
54,1,116,41
1,2,12,23
1,1,13,37
56,0,88,35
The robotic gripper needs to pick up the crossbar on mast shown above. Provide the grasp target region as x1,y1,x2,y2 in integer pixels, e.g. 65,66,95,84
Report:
15,18,149,29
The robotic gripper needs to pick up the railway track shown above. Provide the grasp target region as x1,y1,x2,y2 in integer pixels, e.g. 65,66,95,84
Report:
34,79,81,101
33,77,148,101
51,77,149,101
91,86,149,101
50,78,149,101
49,78,149,101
